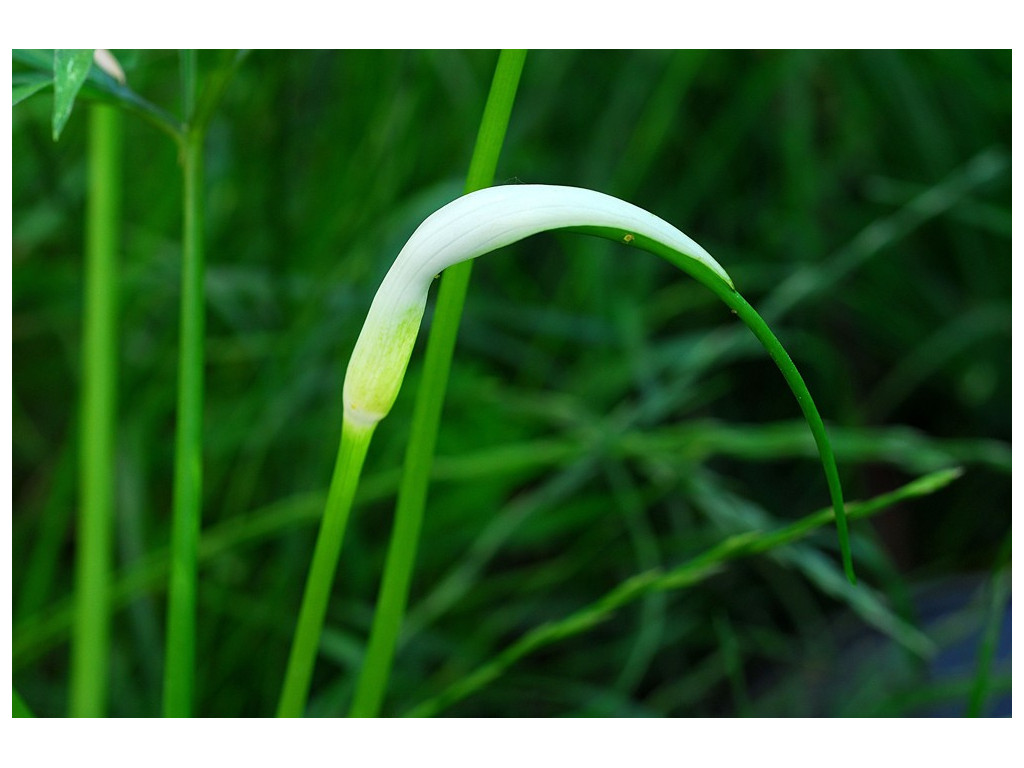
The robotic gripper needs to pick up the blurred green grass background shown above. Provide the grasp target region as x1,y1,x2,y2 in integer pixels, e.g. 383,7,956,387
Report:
12,50,1011,717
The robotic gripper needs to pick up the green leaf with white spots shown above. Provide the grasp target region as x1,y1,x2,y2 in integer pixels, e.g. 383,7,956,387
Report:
52,49,94,140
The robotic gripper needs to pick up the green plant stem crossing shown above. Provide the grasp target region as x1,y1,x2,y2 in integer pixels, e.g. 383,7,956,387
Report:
348,49,528,718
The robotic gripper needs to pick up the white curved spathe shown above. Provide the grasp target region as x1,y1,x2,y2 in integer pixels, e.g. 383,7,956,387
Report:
343,184,731,426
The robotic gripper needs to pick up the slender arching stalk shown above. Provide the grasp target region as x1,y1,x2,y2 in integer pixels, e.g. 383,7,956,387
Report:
589,228,853,584
70,103,122,718
334,185,854,605
282,182,853,720
713,291,850,575
276,58,852,718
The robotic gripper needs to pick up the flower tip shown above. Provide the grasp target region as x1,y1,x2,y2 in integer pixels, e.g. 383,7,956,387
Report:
93,49,126,85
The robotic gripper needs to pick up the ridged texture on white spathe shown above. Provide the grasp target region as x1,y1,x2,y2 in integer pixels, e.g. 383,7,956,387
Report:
344,184,731,425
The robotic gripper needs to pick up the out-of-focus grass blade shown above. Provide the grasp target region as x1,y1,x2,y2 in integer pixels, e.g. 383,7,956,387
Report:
864,175,1011,239
15,441,74,620
52,49,94,140
13,73,52,106
623,419,1011,476
14,437,584,669
760,147,1008,321
13,688,34,717
605,460,666,694
690,471,935,658
404,468,962,717
612,51,706,198
12,491,320,669
644,651,729,714
13,415,997,671
966,536,1011,717
13,49,53,69
866,304,1010,420
714,613,752,716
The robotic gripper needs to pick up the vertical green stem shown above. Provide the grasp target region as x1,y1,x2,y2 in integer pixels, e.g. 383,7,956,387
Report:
276,419,376,717
462,50,528,192
348,49,527,718
162,124,205,718
70,104,121,718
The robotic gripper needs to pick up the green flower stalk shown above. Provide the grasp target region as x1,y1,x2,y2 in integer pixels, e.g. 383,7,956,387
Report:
280,182,854,717
345,183,851,577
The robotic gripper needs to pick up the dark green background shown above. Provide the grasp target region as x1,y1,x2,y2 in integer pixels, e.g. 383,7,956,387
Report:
12,50,1011,716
